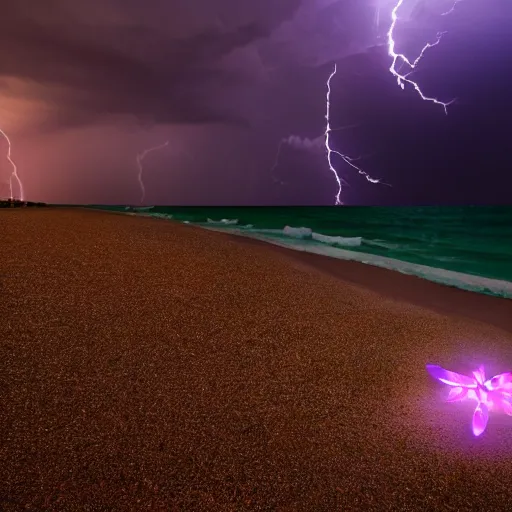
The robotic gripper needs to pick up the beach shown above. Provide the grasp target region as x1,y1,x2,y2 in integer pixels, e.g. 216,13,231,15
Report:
2,208,512,511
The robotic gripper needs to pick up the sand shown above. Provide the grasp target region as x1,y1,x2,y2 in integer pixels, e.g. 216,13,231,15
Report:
1,207,512,511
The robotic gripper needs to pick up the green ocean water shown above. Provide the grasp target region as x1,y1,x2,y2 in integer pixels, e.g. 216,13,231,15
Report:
88,205,512,298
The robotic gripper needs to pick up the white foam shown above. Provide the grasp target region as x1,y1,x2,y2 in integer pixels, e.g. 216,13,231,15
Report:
312,232,362,247
207,218,239,225
150,213,174,220
280,226,361,246
283,225,312,238
137,212,173,220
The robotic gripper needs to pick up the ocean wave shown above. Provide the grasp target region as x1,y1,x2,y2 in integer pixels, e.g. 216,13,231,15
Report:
207,218,239,225
312,232,362,247
200,223,363,247
363,239,401,250
266,225,362,246
138,212,173,220
133,206,155,212
280,226,363,247
283,225,312,238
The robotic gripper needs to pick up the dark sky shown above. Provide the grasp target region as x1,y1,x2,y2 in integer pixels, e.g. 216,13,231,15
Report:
0,0,511,205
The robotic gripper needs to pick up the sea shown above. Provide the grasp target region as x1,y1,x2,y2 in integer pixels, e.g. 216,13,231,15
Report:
87,205,512,299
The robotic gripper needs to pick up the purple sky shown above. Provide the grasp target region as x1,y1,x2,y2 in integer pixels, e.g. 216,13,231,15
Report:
0,0,511,205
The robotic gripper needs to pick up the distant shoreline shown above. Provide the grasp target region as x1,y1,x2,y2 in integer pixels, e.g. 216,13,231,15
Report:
0,199,47,208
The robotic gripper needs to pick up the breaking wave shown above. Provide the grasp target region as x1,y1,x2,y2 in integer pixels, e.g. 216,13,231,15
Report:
206,218,239,225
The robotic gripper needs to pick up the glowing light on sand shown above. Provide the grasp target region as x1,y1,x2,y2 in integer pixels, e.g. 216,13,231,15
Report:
426,364,512,436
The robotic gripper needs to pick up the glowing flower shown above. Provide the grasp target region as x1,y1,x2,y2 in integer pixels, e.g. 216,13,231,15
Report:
426,364,512,436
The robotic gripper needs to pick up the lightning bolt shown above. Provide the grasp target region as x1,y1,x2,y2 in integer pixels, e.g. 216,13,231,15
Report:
441,0,463,16
136,141,169,205
387,0,461,114
270,140,288,187
273,0,463,204
0,128,24,201
325,64,385,205
271,71,385,206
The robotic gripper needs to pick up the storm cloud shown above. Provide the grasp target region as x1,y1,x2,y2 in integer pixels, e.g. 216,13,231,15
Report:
0,0,511,205
0,0,310,129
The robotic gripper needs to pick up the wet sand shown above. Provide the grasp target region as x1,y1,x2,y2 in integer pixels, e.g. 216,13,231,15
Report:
2,208,512,511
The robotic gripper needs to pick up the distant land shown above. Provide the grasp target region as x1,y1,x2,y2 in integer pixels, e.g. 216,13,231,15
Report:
0,199,47,208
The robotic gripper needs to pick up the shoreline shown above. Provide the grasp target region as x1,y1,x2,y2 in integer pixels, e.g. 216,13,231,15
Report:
112,209,512,335
90,206,512,300
220,230,512,335
3,207,512,510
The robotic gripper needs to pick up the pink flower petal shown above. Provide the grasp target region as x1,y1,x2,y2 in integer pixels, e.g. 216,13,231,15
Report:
472,403,489,437
473,366,486,386
490,372,512,390
426,364,477,388
498,394,512,415
446,387,467,402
